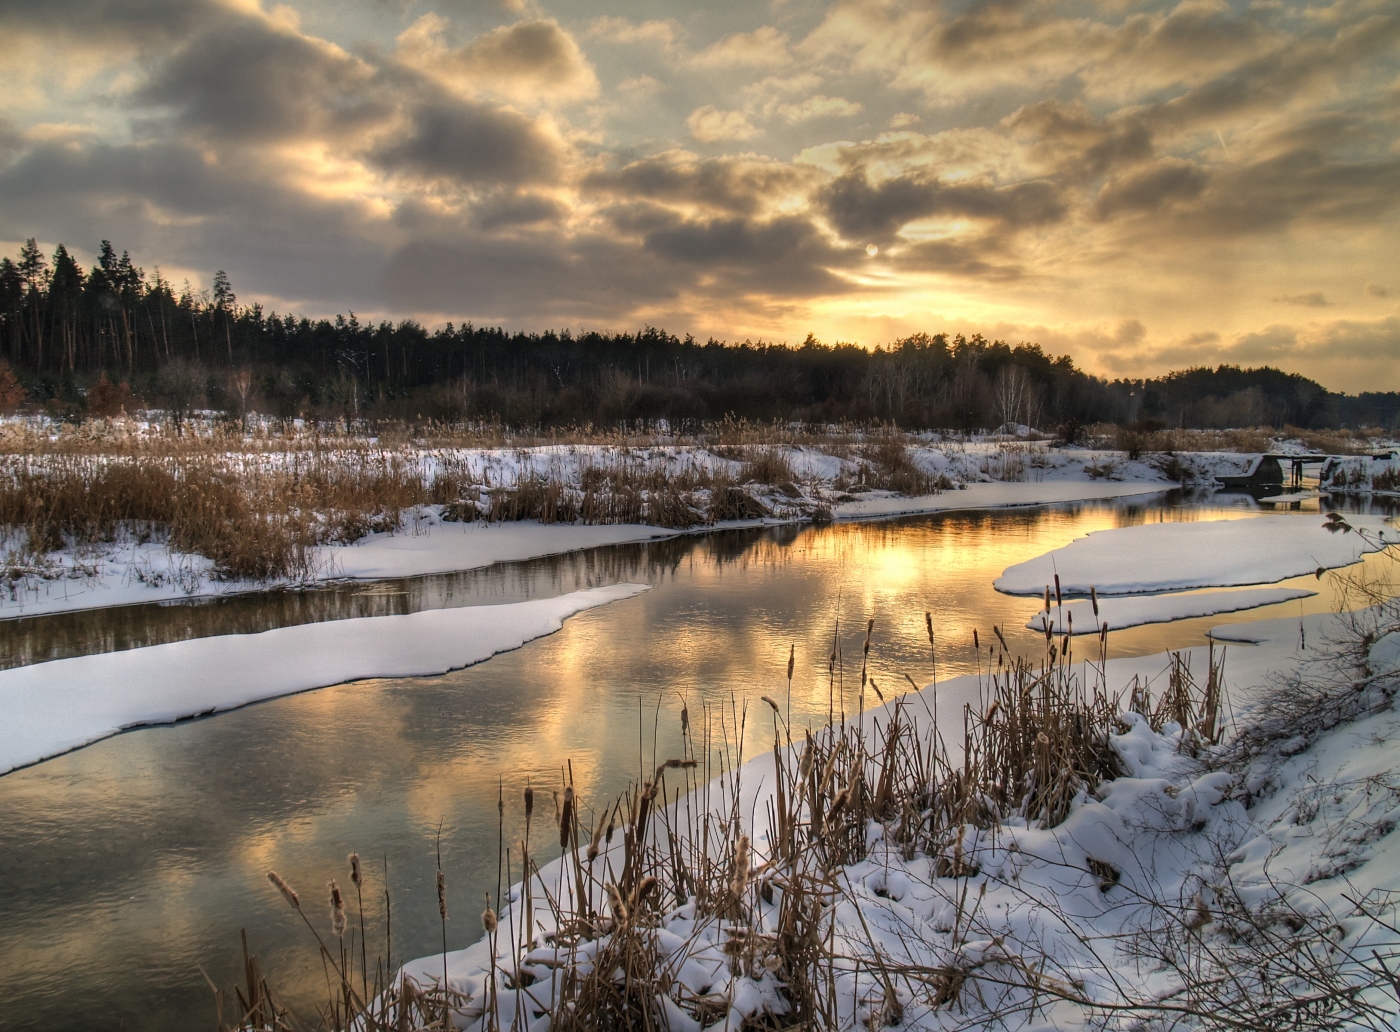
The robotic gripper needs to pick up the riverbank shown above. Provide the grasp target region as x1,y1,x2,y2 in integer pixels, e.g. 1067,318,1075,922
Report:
383,593,1400,1030
1,433,1241,619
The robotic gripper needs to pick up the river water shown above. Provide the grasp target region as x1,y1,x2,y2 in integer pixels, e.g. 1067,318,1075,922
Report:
0,491,1390,1030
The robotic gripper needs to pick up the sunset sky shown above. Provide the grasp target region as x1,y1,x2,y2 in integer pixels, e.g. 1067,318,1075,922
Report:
1,0,1396,390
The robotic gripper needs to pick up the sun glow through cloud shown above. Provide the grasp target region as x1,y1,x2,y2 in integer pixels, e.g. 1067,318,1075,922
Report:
0,0,1395,389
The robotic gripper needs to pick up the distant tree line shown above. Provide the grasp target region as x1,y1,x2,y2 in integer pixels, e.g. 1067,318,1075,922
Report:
1,238,1396,430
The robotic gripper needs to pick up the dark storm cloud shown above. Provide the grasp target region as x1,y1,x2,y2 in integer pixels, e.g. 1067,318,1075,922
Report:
819,170,1065,243
135,12,384,143
370,96,563,185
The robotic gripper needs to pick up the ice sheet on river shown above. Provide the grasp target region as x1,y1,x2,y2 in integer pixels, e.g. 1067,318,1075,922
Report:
0,583,649,775
1025,585,1317,634
996,513,1397,596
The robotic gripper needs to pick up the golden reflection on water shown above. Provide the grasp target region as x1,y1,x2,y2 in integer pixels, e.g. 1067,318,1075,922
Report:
0,494,1391,1031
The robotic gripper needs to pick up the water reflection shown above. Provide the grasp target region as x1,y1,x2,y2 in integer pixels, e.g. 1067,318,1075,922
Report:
0,491,1394,1031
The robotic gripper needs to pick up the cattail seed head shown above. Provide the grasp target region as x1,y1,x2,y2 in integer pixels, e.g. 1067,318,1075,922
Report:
482,894,498,934
524,785,534,825
633,875,659,907
786,644,795,681
730,835,750,897
605,816,616,845
973,628,979,650
760,695,781,716
348,853,362,888
329,880,347,936
588,817,606,861
925,611,934,645
436,870,447,920
827,789,850,823
560,787,574,849
1044,586,1051,613
680,704,689,735
1090,586,1099,618
605,883,629,926
267,870,300,909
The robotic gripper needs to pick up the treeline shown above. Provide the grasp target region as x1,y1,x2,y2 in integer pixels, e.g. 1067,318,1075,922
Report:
1,238,1396,430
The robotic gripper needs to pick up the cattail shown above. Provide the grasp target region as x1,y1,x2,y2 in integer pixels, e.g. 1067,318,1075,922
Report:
605,883,629,926
869,678,885,703
985,700,1000,721
864,619,874,655
680,703,689,735
1054,573,1062,608
925,611,934,645
560,786,574,848
827,789,850,822
1036,732,1050,746
1044,586,1051,613
760,695,781,716
348,853,362,888
436,870,447,921
730,835,751,897
524,785,534,827
481,894,498,934
267,870,300,909
329,880,347,936
632,874,659,906
787,644,795,681
605,815,616,846
587,816,606,861
973,628,979,650
798,736,814,781
1090,586,1099,619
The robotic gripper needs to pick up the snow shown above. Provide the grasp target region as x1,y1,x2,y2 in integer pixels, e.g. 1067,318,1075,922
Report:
1024,585,1317,634
0,583,649,776
996,512,1398,596
321,518,680,581
829,479,1166,520
403,602,1400,1030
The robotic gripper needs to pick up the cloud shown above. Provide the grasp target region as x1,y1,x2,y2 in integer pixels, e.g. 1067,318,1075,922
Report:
1366,282,1390,298
776,95,862,124
1095,160,1208,217
583,151,821,217
691,26,791,69
819,169,1066,244
135,8,380,143
1274,292,1331,307
369,95,564,186
687,106,760,143
396,15,598,105
584,17,679,49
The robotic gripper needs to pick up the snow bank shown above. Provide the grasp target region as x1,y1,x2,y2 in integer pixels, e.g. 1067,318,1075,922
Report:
0,583,649,775
1025,585,1317,634
321,519,681,580
996,512,1397,596
829,479,1165,520
403,603,1400,1030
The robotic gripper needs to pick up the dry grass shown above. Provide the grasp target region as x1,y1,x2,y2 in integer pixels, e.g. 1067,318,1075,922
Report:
227,604,1237,1031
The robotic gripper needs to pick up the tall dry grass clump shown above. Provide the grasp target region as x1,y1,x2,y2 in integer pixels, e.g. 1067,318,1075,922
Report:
229,597,1256,1031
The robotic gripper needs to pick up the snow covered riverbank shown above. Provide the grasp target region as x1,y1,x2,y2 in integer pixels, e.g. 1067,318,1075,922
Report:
397,599,1400,1030
0,583,649,775
0,447,1186,618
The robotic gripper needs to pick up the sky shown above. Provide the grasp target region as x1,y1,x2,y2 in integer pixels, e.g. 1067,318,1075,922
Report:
1,0,1397,391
